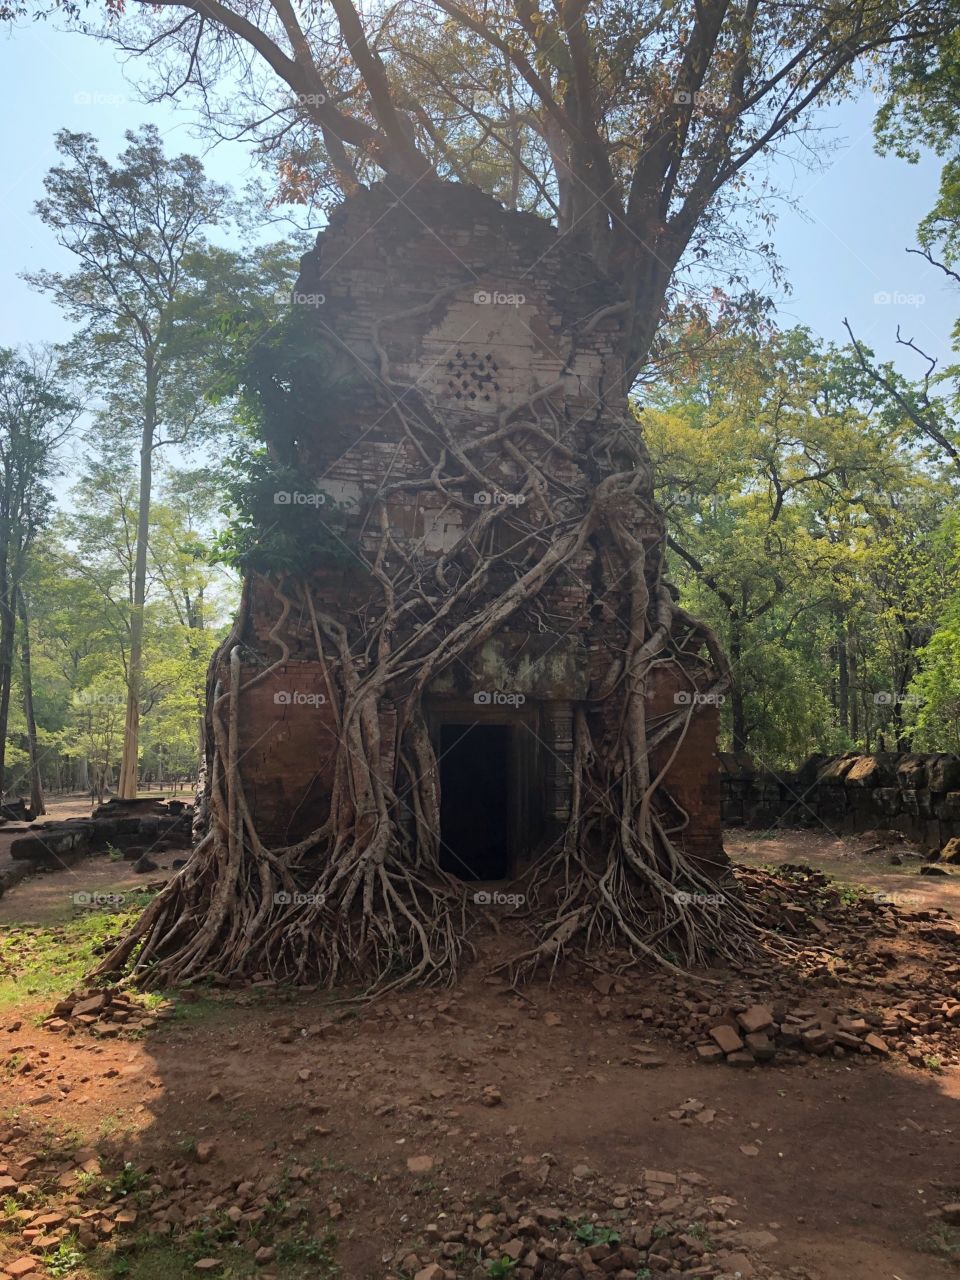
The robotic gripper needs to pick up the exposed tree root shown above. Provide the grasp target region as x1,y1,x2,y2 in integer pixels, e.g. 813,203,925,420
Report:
93,298,769,995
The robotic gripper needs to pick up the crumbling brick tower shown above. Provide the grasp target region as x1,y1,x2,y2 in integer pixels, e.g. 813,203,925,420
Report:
115,178,733,991
236,179,725,879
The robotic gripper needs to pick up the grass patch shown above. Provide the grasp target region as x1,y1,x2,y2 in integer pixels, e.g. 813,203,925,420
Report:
0,918,113,1008
85,1236,258,1280
0,886,187,1011
83,1228,340,1279
916,1222,960,1260
0,905,149,1010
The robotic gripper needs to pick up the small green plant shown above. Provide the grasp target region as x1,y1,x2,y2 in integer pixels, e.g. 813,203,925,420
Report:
45,1240,84,1276
923,1054,943,1073
837,884,868,906
107,844,124,861
486,1259,519,1277
574,1222,620,1245
107,1162,148,1198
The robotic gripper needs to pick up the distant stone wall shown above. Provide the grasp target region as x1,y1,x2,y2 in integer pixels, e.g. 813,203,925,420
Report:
720,751,960,850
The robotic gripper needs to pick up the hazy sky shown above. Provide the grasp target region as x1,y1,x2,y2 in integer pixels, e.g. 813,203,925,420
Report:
0,17,954,384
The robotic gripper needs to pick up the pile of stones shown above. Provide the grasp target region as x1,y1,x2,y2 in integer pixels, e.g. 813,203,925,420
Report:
635,861,960,1070
692,1001,894,1066
390,1169,805,1280
40,987,170,1037
628,971,960,1071
0,1126,336,1279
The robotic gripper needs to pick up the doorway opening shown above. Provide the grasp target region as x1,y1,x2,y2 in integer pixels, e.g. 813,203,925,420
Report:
438,723,510,880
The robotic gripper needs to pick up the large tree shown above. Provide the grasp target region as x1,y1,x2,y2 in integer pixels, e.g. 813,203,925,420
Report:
29,128,237,799
645,326,952,763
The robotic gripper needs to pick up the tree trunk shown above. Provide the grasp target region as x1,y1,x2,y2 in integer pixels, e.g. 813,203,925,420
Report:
16,587,44,817
729,625,747,753
835,607,849,735
118,370,156,800
847,622,859,742
0,565,17,804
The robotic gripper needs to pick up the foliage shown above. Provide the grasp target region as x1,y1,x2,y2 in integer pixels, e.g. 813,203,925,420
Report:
1,457,235,799
43,1240,83,1276
211,291,354,463
876,22,960,263
211,450,358,576
26,125,263,798
645,324,959,766
573,1222,620,1245
485,1259,519,1277
0,345,79,793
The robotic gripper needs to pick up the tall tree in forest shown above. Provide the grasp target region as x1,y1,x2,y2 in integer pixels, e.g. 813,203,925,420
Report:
16,586,45,815
0,347,77,803
28,127,236,799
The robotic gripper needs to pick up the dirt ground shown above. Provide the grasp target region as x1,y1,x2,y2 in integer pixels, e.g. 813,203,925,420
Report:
0,793,194,926
728,827,960,919
0,826,958,1280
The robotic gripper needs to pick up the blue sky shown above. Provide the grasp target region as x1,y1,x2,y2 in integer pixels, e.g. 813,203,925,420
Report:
0,18,955,381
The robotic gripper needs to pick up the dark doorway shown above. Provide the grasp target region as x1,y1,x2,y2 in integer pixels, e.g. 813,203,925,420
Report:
438,723,510,880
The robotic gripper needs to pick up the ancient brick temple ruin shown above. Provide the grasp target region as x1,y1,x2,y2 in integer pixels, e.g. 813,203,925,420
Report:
228,180,725,886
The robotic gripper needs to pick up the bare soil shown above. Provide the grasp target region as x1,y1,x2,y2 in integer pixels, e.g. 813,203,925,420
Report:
0,828,958,1280
0,793,194,927
728,827,960,918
